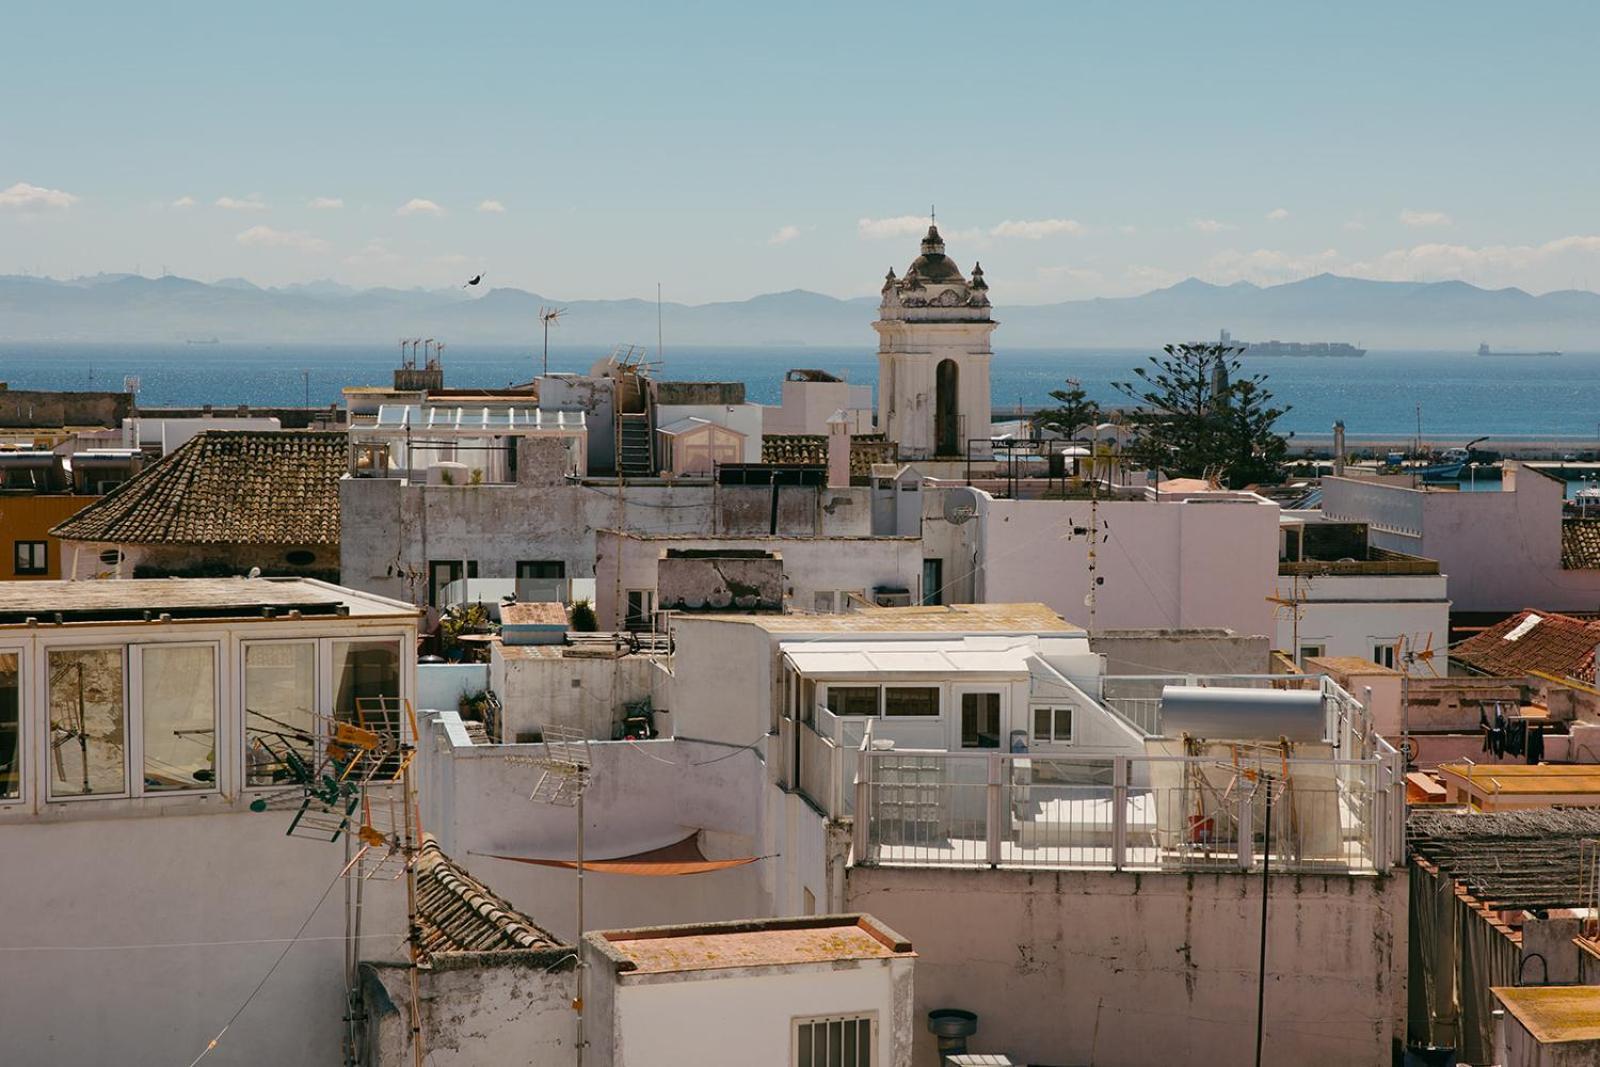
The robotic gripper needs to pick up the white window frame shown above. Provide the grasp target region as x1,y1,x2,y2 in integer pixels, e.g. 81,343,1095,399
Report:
44,643,131,802
624,589,656,630
954,685,1005,750
130,641,223,798
792,1011,876,1067
1372,643,1397,669
1031,704,1075,745
0,644,26,806
820,682,944,721
241,637,322,793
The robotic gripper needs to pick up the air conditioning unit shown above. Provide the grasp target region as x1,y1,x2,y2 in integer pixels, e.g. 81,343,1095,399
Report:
873,586,912,607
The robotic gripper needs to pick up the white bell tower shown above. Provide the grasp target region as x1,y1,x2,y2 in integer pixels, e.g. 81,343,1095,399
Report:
873,223,995,459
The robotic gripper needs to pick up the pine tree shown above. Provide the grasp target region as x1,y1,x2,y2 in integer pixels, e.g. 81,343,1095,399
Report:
1034,379,1100,441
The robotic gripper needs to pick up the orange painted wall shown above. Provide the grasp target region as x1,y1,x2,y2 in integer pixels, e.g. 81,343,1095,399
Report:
0,495,98,580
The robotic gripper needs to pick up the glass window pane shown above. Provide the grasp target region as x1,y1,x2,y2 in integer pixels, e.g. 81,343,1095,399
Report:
828,1020,843,1064
842,1018,858,1067
245,642,316,787
48,648,126,796
858,1019,872,1065
1055,707,1073,741
1033,706,1051,742
797,1023,812,1066
884,687,938,717
332,641,401,720
1,652,19,800
961,692,1000,748
826,687,880,717
141,646,217,792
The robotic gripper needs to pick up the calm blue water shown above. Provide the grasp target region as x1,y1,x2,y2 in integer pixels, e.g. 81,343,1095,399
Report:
2,342,1598,439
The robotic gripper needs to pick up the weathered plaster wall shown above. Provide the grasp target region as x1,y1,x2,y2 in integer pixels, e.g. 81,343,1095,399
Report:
595,532,925,629
1090,629,1272,677
489,644,664,741
846,865,1406,1067
340,479,872,607
363,953,577,1066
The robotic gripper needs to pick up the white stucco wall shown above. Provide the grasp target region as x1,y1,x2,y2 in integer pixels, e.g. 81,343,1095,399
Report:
847,865,1406,1067
417,724,770,941
594,955,914,1067
978,492,1280,635
763,378,874,436
1275,572,1450,674
0,810,406,1066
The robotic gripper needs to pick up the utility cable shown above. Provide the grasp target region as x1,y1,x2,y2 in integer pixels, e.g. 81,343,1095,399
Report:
186,851,358,1066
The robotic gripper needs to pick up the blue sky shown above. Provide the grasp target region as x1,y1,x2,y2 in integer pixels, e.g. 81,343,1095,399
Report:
4,1,1599,302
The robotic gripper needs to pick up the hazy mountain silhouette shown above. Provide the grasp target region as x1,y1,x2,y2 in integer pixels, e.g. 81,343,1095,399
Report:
3,271,1598,350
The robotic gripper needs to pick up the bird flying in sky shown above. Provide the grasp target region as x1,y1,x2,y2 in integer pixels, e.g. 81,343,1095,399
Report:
463,273,484,287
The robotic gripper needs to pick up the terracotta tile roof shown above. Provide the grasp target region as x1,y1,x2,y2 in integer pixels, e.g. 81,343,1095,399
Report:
1563,520,1600,569
1451,608,1600,682
51,430,345,545
761,434,827,465
415,834,562,955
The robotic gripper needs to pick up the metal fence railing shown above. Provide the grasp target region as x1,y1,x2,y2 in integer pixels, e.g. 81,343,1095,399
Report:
852,749,1403,875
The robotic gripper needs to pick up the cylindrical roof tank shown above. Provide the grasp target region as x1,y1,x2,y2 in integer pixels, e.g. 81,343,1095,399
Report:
1158,685,1326,742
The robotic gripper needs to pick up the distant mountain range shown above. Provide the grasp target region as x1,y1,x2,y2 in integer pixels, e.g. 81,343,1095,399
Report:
3,271,1599,350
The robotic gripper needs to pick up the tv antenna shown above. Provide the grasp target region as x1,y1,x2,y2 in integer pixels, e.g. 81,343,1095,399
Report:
506,723,593,1065
539,306,565,378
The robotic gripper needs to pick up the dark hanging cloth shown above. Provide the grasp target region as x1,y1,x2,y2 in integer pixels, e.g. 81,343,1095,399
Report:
1526,726,1545,764
1505,718,1526,758
1485,705,1507,758
1480,707,1494,754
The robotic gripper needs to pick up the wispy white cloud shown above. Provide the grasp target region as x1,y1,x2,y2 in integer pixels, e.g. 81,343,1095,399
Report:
1126,264,1185,289
990,218,1083,240
435,252,470,266
769,224,801,246
1266,208,1290,222
308,196,344,210
171,195,197,209
1204,247,1341,285
1038,265,1104,284
476,199,506,214
1399,209,1452,228
215,195,268,212
1342,220,1367,232
397,198,444,217
1118,224,1138,235
1190,218,1233,233
343,238,401,266
236,225,329,253
857,215,930,239
1350,235,1600,289
0,181,79,211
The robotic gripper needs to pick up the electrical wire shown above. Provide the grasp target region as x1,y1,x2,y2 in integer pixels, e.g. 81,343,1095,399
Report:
185,851,358,1067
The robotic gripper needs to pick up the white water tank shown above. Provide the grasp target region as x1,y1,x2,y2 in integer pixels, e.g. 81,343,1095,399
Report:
1158,685,1325,742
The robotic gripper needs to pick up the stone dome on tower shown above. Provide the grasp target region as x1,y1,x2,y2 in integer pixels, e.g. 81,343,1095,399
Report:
906,224,966,284
879,222,992,321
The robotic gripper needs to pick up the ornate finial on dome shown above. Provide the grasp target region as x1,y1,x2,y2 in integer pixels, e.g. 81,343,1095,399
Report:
970,262,987,290
920,224,945,256
882,267,898,292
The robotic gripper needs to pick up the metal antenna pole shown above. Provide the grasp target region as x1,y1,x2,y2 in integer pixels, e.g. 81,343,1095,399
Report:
1255,776,1273,1067
576,789,586,1067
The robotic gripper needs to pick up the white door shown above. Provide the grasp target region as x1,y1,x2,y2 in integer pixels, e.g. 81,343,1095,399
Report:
951,685,1005,751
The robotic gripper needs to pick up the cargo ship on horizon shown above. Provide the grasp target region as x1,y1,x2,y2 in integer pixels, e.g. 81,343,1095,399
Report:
1478,343,1561,357
1219,329,1365,357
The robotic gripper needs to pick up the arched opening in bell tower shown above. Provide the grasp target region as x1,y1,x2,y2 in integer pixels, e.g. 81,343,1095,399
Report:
935,358,960,456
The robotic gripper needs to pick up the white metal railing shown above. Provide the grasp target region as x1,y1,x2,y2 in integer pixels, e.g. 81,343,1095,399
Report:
852,747,1403,875
1098,673,1381,751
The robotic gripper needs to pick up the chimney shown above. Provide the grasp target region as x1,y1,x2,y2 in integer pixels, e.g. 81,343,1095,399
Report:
929,1009,978,1064
1332,420,1346,477
826,410,851,489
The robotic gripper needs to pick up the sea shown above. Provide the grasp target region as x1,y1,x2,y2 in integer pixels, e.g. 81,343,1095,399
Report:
2,342,1599,441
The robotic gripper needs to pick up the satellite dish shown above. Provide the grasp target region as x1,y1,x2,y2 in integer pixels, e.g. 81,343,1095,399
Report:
943,486,981,525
